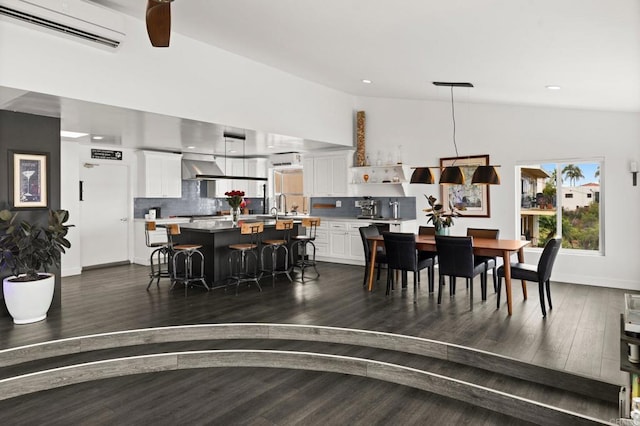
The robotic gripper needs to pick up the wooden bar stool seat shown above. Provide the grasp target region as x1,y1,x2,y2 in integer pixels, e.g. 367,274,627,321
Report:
227,222,264,295
260,219,294,287
166,224,209,294
291,217,321,282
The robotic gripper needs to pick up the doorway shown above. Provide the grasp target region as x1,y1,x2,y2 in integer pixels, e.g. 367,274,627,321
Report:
80,162,130,268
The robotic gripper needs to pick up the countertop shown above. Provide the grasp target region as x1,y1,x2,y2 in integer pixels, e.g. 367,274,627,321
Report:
135,215,415,225
178,219,300,233
134,217,191,224
312,216,416,224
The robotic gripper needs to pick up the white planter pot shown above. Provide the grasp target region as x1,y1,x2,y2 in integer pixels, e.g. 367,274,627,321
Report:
3,273,55,324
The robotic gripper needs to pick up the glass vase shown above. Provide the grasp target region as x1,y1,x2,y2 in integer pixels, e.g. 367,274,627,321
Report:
231,207,240,226
435,226,450,236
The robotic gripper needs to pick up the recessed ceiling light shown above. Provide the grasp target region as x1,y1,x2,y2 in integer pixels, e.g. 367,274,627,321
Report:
92,135,103,140
60,130,88,138
546,85,561,90
228,150,237,154
187,146,196,149
361,79,372,84
267,145,275,149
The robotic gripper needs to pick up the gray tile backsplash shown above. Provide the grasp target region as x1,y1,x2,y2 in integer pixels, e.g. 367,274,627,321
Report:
134,181,264,218
309,196,416,219
135,182,416,220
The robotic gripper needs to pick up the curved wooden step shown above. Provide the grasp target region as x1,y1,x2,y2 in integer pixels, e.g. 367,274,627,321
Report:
0,323,618,403
0,349,614,426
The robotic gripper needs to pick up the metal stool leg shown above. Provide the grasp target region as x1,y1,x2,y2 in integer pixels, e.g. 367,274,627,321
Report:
260,243,293,287
291,240,319,282
169,249,208,294
281,245,293,283
147,245,170,290
228,248,262,295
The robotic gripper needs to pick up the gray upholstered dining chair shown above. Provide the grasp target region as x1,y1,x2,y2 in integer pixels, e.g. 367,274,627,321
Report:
417,226,438,292
466,228,500,293
359,225,387,288
435,235,487,310
497,237,562,317
382,232,434,296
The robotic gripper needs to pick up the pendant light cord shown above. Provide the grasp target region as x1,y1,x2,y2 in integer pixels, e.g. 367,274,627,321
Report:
450,86,460,161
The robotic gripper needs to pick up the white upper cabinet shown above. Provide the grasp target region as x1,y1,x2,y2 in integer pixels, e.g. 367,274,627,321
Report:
305,150,352,196
245,158,267,198
303,156,315,195
214,158,267,198
137,151,183,198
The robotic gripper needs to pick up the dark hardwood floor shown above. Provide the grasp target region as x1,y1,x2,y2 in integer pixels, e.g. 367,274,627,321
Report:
0,262,629,425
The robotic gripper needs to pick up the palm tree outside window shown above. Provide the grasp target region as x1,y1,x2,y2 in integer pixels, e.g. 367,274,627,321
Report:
517,160,602,252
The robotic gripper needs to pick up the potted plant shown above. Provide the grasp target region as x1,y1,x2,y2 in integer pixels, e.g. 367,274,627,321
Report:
0,209,71,324
423,195,462,235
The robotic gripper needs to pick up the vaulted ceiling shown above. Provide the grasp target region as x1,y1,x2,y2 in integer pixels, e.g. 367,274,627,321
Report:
92,0,640,111
2,0,639,156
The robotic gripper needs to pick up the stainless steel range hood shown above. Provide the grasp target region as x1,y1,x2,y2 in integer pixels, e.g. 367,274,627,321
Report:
181,159,267,181
182,159,225,180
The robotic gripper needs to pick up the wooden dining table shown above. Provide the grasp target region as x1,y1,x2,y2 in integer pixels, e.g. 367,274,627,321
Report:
366,235,530,315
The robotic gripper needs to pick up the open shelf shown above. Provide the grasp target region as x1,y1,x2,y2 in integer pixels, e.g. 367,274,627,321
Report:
349,164,411,185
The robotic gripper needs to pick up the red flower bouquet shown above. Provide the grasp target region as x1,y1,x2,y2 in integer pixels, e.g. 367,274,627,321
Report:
225,190,245,209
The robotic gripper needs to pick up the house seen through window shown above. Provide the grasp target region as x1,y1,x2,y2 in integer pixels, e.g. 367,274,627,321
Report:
518,161,602,252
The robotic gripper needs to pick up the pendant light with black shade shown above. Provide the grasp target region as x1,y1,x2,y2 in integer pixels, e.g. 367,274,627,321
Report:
409,82,500,185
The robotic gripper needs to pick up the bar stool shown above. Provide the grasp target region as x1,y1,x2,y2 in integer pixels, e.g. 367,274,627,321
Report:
227,221,264,295
291,217,321,282
260,219,294,287
145,221,171,290
166,224,209,293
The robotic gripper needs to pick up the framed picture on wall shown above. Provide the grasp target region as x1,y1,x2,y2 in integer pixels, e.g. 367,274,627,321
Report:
440,154,490,217
9,151,49,208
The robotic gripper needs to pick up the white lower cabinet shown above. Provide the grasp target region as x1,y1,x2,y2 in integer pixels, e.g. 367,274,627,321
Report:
316,220,370,265
348,223,366,260
312,224,329,258
389,220,416,233
311,219,418,265
328,222,348,257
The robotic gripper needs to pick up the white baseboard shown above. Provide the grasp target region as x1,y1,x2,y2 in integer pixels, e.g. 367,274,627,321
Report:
133,256,151,266
551,272,638,290
316,256,365,266
62,267,82,277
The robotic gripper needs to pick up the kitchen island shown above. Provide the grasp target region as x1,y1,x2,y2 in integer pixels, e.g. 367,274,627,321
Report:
173,220,301,288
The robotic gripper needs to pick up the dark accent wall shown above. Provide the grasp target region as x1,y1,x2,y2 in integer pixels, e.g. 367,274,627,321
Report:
0,110,62,316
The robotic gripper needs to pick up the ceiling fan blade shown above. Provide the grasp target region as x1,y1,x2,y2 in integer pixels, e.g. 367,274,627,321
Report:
146,0,172,47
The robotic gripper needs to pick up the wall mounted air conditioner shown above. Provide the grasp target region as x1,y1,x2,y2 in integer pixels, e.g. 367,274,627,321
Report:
270,153,303,168
0,0,126,49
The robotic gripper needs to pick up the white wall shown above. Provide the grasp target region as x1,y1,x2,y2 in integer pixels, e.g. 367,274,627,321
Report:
0,15,355,147
356,96,640,289
60,141,81,277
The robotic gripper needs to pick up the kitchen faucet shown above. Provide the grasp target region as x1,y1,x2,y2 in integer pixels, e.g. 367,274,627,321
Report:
389,199,400,219
278,193,287,215
270,206,279,219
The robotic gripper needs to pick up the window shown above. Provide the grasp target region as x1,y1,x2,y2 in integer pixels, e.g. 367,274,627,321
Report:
518,161,602,252
273,168,305,213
